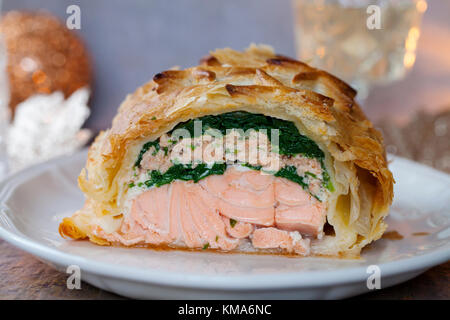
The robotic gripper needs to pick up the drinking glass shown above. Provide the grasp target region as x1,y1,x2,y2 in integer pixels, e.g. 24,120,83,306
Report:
292,0,427,100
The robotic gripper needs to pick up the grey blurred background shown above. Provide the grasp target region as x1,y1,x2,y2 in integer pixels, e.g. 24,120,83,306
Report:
3,0,296,132
4,0,450,132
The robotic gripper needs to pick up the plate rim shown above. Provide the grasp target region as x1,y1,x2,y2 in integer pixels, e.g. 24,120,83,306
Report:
0,150,449,291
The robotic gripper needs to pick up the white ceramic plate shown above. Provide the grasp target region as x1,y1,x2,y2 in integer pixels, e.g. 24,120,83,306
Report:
0,150,449,299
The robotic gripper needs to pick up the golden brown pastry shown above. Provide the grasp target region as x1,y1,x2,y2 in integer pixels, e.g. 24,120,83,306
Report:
60,45,393,257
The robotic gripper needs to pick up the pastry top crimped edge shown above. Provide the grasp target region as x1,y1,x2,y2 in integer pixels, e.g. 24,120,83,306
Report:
80,44,393,212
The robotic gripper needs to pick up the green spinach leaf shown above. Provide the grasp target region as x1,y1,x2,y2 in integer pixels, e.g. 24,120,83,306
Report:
172,111,324,158
144,163,227,188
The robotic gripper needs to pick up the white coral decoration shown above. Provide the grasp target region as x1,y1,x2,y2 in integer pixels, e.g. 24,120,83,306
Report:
7,87,92,172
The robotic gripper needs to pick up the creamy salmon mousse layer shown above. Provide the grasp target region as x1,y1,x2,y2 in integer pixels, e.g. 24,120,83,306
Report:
78,112,334,256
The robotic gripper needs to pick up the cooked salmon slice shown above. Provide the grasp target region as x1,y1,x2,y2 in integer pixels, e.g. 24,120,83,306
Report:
184,183,238,250
274,178,325,236
199,168,275,226
222,216,254,239
130,183,172,236
99,167,326,254
251,227,310,256
173,182,204,248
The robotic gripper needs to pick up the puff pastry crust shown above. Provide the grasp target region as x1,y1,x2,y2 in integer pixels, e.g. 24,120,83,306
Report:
60,45,394,257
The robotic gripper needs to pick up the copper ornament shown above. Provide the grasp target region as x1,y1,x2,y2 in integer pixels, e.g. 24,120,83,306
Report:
0,10,92,113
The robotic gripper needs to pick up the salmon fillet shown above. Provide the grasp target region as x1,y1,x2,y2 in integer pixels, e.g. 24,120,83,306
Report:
98,167,326,255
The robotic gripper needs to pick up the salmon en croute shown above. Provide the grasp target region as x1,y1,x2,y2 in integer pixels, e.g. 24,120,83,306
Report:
59,45,394,257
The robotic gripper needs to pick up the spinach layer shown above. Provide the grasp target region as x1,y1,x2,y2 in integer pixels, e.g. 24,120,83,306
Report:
173,111,324,158
132,112,333,194
144,163,226,188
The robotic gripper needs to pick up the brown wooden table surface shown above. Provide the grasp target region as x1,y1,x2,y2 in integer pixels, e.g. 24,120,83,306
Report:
0,238,448,300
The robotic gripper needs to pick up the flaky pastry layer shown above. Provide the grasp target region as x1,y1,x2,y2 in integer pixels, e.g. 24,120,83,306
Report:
60,45,394,257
